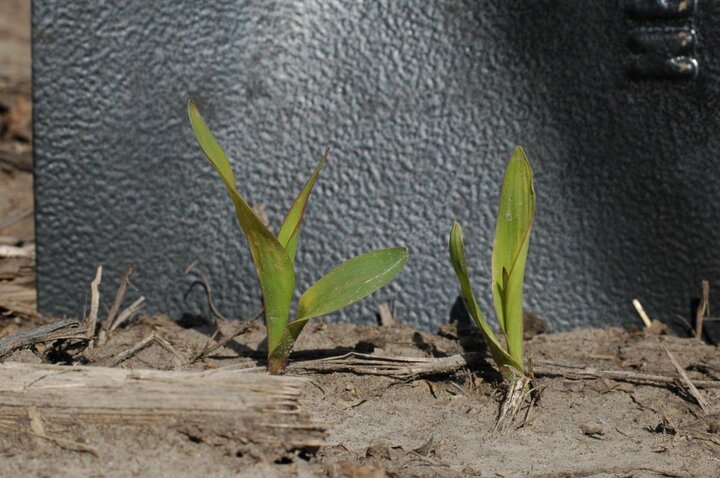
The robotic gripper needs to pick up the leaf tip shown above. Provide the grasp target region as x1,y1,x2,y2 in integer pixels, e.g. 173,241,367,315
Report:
388,246,410,267
450,221,463,239
318,148,331,169
187,98,198,117
511,145,532,171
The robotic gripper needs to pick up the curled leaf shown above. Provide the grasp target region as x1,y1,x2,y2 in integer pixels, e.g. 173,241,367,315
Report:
491,146,536,366
449,222,523,378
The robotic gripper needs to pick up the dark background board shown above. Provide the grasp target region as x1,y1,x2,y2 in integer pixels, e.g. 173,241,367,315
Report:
33,1,720,332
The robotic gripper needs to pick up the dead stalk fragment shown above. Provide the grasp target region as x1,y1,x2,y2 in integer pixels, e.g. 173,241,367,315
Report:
377,303,395,327
695,280,709,341
661,345,709,412
191,309,262,363
187,100,408,374
184,263,230,323
0,318,86,361
285,352,720,390
632,299,652,328
85,266,102,346
105,266,134,332
110,296,145,332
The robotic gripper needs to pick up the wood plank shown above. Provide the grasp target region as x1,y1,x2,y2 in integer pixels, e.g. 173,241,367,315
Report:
0,362,325,456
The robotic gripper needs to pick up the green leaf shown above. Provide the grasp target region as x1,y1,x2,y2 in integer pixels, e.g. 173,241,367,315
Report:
298,247,408,321
277,149,330,263
449,222,523,378
187,100,295,352
269,247,408,358
491,146,535,367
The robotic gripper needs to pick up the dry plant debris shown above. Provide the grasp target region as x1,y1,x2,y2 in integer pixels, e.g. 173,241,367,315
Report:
0,62,34,320
0,308,719,476
0,78,31,172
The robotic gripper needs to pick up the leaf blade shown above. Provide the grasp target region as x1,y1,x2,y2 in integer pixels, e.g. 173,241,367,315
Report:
449,222,523,377
276,149,330,263
297,247,408,321
187,100,295,351
491,146,536,366
271,247,408,355
186,100,235,189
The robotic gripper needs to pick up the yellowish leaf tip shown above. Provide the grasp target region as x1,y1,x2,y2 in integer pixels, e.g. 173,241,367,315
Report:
512,145,528,161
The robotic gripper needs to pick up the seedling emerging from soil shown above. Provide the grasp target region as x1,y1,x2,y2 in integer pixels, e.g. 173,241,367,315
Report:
449,147,535,383
188,100,408,374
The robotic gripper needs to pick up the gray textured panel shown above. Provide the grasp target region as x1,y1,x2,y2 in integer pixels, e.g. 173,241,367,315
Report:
33,1,720,331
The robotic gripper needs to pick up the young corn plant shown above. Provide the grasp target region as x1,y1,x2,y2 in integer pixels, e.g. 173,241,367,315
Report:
449,147,535,384
188,100,408,374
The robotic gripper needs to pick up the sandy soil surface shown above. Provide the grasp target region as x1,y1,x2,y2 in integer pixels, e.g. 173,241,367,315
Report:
0,312,718,477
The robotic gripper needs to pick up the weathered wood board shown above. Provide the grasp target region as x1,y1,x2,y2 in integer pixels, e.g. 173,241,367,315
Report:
0,362,325,458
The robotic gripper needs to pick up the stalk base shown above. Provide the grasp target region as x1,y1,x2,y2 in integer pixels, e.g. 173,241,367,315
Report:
494,373,532,434
267,355,289,375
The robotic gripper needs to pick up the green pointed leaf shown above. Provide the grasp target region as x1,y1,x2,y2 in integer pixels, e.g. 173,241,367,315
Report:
277,149,329,263
186,101,235,190
188,100,295,351
449,222,523,378
491,146,535,367
298,247,408,321
268,247,407,359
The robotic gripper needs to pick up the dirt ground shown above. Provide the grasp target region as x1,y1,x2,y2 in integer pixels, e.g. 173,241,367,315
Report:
0,312,718,478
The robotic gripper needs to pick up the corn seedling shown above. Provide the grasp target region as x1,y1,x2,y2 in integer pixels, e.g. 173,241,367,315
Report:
449,147,535,383
188,100,408,374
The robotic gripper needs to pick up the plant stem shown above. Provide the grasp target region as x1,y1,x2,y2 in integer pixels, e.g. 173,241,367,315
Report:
267,354,289,375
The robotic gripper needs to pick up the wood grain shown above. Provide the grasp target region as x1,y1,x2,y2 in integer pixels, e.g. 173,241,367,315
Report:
0,362,325,455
